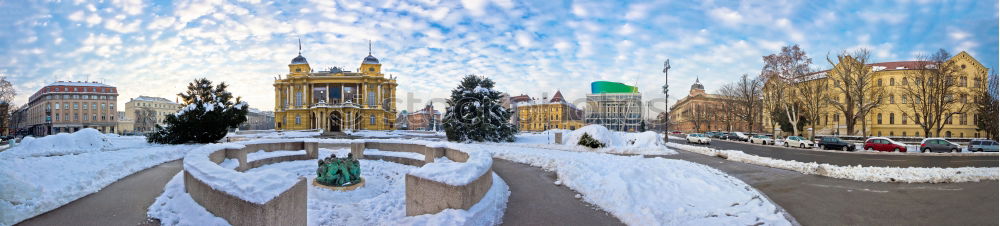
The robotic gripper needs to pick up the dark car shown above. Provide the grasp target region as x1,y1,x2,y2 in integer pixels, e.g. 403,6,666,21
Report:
920,138,960,153
817,137,855,151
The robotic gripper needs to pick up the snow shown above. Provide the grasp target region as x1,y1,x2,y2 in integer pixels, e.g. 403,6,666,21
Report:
182,143,301,204
509,127,676,155
407,143,493,186
346,130,445,138
149,157,509,226
363,149,425,160
0,142,198,225
1,128,150,159
481,143,791,225
226,130,322,140
247,150,307,162
666,142,999,183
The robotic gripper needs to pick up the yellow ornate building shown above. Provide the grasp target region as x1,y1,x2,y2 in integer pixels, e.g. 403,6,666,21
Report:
763,51,987,138
517,91,585,131
273,43,397,131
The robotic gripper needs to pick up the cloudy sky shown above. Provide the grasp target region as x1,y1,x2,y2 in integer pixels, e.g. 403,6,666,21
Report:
1,0,996,117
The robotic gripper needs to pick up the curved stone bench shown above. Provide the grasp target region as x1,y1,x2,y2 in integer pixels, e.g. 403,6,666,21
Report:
182,139,494,226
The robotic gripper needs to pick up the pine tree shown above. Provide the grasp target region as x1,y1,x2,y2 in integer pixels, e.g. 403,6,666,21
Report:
147,78,249,144
443,75,517,142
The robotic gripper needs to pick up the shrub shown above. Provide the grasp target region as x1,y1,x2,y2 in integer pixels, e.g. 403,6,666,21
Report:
577,132,605,148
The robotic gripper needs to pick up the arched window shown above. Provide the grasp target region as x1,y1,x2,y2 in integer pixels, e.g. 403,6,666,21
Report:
877,113,883,124
370,114,376,125
295,114,301,125
901,77,908,85
889,95,895,104
890,78,895,86
889,113,895,124
902,132,907,137
902,113,908,124
945,131,952,138
878,79,883,86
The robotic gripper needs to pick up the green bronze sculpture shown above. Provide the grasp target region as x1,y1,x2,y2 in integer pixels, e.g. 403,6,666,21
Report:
316,153,362,186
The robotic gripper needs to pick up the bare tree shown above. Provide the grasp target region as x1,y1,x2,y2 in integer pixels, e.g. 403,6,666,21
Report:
134,107,158,133
825,49,886,136
685,103,710,133
0,77,15,135
897,49,971,137
795,72,830,139
973,69,999,140
762,44,813,136
720,74,764,133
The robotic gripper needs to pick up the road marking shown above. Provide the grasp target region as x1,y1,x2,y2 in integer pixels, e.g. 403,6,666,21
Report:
808,183,889,193
949,160,998,162
863,159,907,162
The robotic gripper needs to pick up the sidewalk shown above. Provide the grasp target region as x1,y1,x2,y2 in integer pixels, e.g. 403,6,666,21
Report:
492,159,624,226
17,160,182,226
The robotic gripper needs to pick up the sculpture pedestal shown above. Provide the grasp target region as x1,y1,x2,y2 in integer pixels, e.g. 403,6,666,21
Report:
312,178,365,191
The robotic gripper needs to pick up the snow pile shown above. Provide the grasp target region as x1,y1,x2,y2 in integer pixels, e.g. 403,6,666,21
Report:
482,143,791,225
363,149,425,160
182,143,301,204
226,130,321,139
666,142,999,183
1,128,150,159
0,143,199,225
150,155,509,226
246,150,307,162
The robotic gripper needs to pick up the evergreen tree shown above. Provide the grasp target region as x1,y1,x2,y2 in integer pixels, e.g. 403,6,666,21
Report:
443,75,517,142
148,78,249,144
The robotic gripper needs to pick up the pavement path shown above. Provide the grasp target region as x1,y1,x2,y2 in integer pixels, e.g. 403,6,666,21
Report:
705,139,998,167
491,158,625,226
649,150,999,226
17,160,182,226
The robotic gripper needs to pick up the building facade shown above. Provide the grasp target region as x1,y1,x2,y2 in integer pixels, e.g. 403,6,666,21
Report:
518,91,585,131
273,45,397,131
406,103,442,131
669,79,750,133
240,108,276,130
504,94,531,129
585,81,643,132
763,51,988,138
20,81,119,136
121,96,182,134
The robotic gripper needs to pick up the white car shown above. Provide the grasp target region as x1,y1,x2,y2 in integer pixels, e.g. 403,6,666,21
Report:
783,136,814,149
686,133,711,144
750,135,775,145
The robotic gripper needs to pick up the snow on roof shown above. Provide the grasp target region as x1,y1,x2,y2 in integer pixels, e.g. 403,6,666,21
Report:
133,96,174,103
47,81,114,88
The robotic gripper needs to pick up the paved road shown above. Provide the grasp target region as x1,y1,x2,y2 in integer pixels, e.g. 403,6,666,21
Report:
652,150,999,226
492,159,624,226
704,139,998,167
18,160,181,226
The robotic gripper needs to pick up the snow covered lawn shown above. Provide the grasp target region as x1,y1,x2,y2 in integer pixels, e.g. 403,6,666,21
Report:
666,142,999,183
512,125,675,155
481,143,791,225
0,130,199,225
149,148,510,226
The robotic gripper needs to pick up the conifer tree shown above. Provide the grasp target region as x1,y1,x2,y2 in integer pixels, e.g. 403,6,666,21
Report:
148,78,249,144
443,75,517,142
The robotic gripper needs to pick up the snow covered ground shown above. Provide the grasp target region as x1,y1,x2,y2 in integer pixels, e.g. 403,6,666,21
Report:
480,143,791,225
666,141,999,183
347,130,445,138
511,125,675,155
149,148,509,226
0,129,198,225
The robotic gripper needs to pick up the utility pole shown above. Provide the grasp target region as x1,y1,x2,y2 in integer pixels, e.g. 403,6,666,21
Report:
662,59,671,143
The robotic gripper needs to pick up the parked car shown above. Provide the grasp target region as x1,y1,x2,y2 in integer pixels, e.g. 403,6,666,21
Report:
783,136,814,148
919,138,961,153
725,132,749,141
968,139,999,152
749,135,775,145
863,137,907,152
714,132,729,139
686,133,711,144
817,137,855,151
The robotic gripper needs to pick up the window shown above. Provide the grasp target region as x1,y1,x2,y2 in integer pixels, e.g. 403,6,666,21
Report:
92,104,97,110
367,91,376,107
74,113,79,120
101,104,106,110
878,79,883,86
877,113,883,124
915,132,920,137
834,113,839,122
889,113,895,124
902,77,908,85
889,95,895,104
902,95,908,104
370,114,375,125
960,113,967,125
74,103,79,109
945,114,953,124
83,104,88,110
295,114,301,124
902,113,908,124
295,92,303,107
110,104,114,109
55,103,60,110
902,132,907,137
92,114,97,121
64,103,69,109
890,78,895,86
55,113,60,121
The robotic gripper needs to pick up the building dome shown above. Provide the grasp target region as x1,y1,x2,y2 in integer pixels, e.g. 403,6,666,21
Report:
362,54,380,64
291,54,308,65
690,78,704,90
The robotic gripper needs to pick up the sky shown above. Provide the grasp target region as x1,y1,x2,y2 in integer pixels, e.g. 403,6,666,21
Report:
1,0,997,118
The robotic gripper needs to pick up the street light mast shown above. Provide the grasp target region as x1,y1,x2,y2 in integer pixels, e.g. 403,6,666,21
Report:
662,59,670,143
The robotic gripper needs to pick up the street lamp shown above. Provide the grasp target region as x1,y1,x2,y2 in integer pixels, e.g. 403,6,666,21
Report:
662,59,671,143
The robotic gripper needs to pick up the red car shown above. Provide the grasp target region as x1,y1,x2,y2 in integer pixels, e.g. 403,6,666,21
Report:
863,137,907,152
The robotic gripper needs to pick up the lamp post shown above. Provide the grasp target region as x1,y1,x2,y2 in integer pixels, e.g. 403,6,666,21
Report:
662,59,671,143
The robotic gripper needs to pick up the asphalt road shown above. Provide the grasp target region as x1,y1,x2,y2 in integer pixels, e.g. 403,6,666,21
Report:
703,139,998,168
652,151,999,226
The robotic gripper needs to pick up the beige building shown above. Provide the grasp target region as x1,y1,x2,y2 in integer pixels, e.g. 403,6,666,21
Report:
518,91,585,131
669,79,750,133
20,81,120,136
121,96,182,133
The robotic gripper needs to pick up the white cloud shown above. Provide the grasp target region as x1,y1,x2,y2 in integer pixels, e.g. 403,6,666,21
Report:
949,30,970,40
708,7,743,26
85,13,103,26
624,3,651,20
617,23,635,36
515,30,534,48
105,18,142,33
461,0,488,16
68,10,85,21
111,0,144,15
